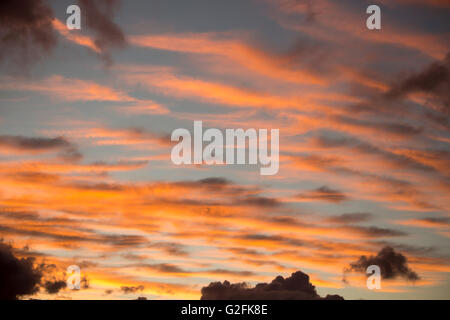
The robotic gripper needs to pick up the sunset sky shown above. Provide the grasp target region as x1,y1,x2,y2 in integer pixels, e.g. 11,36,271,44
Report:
0,0,449,300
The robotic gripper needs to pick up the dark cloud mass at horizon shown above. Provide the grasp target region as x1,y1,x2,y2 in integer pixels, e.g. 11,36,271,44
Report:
201,271,344,300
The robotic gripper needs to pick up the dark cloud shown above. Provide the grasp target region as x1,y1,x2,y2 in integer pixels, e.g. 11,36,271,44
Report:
0,241,42,299
0,0,126,68
0,0,57,69
207,269,255,277
201,270,343,300
78,0,127,66
347,226,407,238
103,234,148,247
385,52,450,112
326,213,373,224
138,263,187,274
236,196,281,208
0,135,71,151
43,280,66,294
0,135,82,162
149,242,188,257
120,285,144,294
419,217,450,226
296,186,348,203
196,177,230,186
345,246,419,281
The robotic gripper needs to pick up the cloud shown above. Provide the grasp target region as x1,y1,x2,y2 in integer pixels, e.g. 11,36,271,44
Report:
0,0,126,68
0,135,82,161
235,196,281,208
326,213,373,224
345,246,419,281
385,52,450,112
201,270,343,300
78,0,127,66
346,226,406,238
0,0,57,69
120,285,144,294
0,241,42,299
296,186,348,203
0,75,133,102
43,280,66,294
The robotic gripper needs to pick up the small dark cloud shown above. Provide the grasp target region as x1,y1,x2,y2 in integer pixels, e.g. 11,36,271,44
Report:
201,270,343,300
0,135,71,151
345,246,419,281
120,285,144,294
43,280,66,294
236,196,281,208
326,213,373,224
149,242,188,257
104,234,148,247
0,135,82,162
296,186,348,203
420,217,450,226
197,177,230,186
348,226,407,238
207,269,255,277
135,263,188,274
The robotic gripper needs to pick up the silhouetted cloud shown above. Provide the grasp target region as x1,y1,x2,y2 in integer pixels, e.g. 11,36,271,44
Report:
0,241,42,299
345,246,419,281
201,270,343,300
